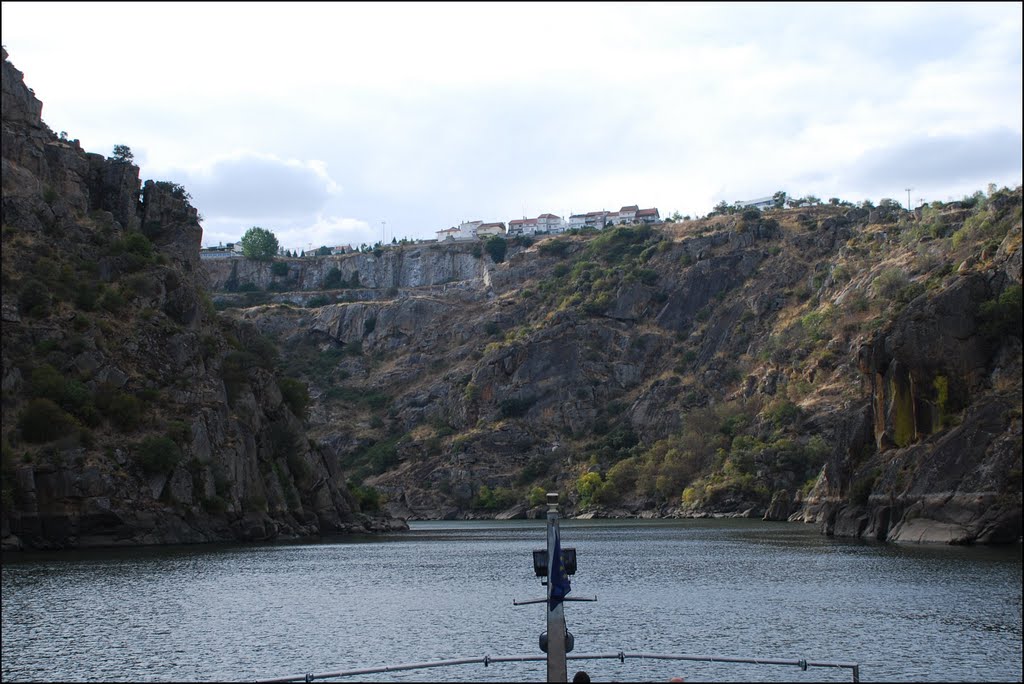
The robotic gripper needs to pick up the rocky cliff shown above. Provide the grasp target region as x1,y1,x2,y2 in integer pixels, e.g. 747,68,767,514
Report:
210,194,1021,544
1,49,405,551
4,47,1018,550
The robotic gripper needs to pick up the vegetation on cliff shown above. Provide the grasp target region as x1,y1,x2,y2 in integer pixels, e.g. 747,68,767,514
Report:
1,49,403,550
218,187,1021,544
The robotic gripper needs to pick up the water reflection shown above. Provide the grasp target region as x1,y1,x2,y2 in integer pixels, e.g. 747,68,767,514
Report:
2,519,1020,682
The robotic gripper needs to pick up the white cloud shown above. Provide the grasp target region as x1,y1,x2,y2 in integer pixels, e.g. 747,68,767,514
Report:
3,2,1020,240
167,152,340,222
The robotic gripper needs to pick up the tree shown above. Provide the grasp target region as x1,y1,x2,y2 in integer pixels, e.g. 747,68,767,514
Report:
111,144,134,163
772,191,787,208
239,226,279,261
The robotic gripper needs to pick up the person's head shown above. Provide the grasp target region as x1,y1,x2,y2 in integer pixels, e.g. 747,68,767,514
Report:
573,671,591,683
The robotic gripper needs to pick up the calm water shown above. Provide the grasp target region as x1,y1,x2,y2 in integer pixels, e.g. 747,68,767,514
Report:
1,519,1021,682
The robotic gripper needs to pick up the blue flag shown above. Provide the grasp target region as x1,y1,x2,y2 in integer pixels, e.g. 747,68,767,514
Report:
549,527,572,610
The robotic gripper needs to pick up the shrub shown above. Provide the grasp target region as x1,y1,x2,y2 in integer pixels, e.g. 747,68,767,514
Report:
576,471,604,507
279,377,310,418
106,393,143,432
499,396,536,418
271,261,289,277
18,399,77,443
18,279,51,317
979,284,1023,340
306,295,330,307
323,267,343,289
484,237,508,263
538,240,571,258
871,268,909,301
136,436,180,476
348,481,382,512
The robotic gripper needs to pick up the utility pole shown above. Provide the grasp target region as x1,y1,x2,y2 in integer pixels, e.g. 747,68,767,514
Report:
905,187,913,212
381,220,386,245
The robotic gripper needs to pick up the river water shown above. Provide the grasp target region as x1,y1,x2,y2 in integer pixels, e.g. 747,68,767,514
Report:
2,519,1021,682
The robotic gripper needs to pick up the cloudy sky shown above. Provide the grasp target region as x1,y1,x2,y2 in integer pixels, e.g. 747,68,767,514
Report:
3,2,1021,252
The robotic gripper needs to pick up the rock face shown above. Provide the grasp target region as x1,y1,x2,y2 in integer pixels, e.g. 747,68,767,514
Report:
204,246,488,293
217,198,1021,544
1,50,405,551
5,49,1018,548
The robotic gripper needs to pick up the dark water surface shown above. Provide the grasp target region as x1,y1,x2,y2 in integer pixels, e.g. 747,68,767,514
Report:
2,519,1021,682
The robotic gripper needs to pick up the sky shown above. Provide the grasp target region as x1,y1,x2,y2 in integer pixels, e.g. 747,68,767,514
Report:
2,2,1022,253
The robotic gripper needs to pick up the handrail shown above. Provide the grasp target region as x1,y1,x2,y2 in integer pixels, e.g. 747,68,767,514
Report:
253,650,860,682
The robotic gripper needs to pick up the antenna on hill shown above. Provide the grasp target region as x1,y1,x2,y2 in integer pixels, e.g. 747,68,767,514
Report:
905,187,913,211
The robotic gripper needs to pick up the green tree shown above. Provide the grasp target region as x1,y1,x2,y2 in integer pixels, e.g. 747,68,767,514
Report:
240,227,279,261
484,236,507,263
111,144,134,163
772,191,787,208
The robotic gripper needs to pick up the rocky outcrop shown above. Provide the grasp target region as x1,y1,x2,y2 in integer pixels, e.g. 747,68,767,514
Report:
1,50,405,551
204,245,489,292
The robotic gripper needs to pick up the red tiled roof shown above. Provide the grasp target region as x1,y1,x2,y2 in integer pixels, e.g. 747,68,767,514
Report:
637,208,659,216
479,222,506,228
538,213,559,219
620,205,639,212
509,218,537,225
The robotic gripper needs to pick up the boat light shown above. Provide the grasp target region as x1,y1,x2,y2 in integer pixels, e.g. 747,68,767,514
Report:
532,547,577,577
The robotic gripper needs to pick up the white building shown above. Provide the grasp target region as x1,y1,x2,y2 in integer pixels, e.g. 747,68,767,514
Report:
737,197,775,211
507,218,539,236
636,207,661,223
568,214,587,230
476,222,506,237
613,205,638,225
459,220,485,237
536,213,566,233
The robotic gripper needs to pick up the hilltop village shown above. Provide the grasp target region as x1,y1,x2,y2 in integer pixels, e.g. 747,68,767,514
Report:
200,205,665,260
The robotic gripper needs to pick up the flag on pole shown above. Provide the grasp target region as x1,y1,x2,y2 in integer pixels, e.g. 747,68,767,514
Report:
549,526,572,609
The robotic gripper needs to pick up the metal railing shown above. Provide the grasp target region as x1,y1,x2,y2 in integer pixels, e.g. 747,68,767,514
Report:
254,650,860,682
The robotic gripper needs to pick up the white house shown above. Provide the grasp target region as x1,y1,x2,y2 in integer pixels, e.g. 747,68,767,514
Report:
459,220,485,237
508,218,539,236
476,222,506,237
568,214,587,230
436,226,462,240
636,207,661,223
536,213,565,233
584,210,611,229
737,197,775,211
614,205,638,225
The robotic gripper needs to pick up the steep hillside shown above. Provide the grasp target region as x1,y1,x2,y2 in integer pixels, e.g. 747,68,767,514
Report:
1,49,405,551
215,193,1021,544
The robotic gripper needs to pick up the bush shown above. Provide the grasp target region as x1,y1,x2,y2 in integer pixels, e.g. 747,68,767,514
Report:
871,268,909,301
271,261,289,277
136,436,180,476
106,393,143,432
979,284,1022,340
17,399,77,443
323,267,343,289
348,481,382,512
279,377,310,418
111,231,154,260
538,240,571,258
18,279,51,317
484,237,507,263
499,396,536,418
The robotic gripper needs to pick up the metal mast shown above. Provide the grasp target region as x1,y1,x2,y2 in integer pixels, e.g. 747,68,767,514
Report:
546,493,568,682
